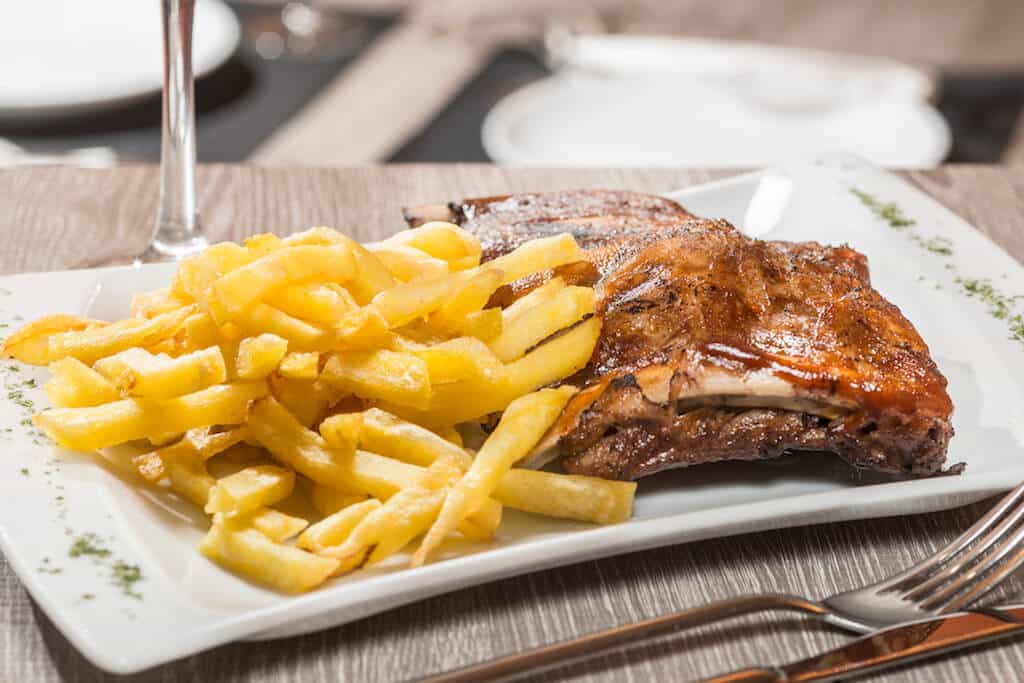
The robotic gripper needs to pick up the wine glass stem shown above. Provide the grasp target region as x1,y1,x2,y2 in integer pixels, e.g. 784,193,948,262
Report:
151,0,205,258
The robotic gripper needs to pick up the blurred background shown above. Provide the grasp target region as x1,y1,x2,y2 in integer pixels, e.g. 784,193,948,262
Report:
2,0,1023,168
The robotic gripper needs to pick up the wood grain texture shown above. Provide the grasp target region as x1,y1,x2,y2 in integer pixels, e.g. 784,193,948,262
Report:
1,165,1023,683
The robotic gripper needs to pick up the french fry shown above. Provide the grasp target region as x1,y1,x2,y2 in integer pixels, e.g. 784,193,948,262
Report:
358,408,471,469
353,409,500,540
277,351,320,380
205,465,295,517
236,334,289,380
8,227,622,592
236,508,309,542
34,381,267,451
387,222,481,271
320,457,460,568
247,396,422,499
199,523,338,593
457,497,502,542
47,305,194,365
280,226,345,247
132,427,249,481
502,317,600,399
427,269,504,335
369,244,450,282
2,314,106,365
415,337,505,385
101,346,227,399
318,412,363,456
345,488,445,566
171,242,253,303
391,320,444,347
92,347,151,380
234,304,331,352
166,312,225,355
476,234,582,285
265,282,356,326
165,456,218,507
268,374,341,428
211,245,357,320
501,276,565,319
131,288,192,318
412,386,576,566
334,306,392,350
296,498,380,553
133,450,170,482
495,469,635,525
432,424,463,447
310,483,367,516
368,275,466,329
384,316,598,427
489,286,596,362
336,237,395,305
148,430,184,447
320,349,431,410
463,307,502,342
243,233,283,257
44,357,120,407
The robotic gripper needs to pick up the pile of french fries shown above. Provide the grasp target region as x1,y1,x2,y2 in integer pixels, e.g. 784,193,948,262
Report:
2,223,636,593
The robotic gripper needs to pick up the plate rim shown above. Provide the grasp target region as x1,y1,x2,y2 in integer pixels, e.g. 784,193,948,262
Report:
480,60,951,168
1,157,1022,673
0,0,241,117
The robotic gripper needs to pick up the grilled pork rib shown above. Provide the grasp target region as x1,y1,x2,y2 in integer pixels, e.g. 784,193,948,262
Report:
403,191,955,478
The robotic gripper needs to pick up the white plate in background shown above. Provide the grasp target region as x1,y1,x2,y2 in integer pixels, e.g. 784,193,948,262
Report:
0,0,240,119
0,155,1021,673
483,36,950,168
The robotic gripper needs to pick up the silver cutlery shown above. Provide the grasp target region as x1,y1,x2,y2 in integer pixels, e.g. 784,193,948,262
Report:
704,604,1024,683
424,480,1024,682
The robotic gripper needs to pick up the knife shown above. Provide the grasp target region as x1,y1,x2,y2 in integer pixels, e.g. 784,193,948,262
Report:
704,605,1024,682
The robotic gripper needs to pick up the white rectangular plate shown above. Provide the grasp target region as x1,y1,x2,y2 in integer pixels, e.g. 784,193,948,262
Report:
1,155,1022,673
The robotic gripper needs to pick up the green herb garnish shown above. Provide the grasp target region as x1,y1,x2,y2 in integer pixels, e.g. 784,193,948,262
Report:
956,277,1024,344
851,188,916,228
7,389,32,409
111,561,143,599
910,234,954,256
69,534,111,559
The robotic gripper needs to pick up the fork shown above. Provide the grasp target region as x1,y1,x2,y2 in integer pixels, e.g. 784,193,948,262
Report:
423,481,1024,683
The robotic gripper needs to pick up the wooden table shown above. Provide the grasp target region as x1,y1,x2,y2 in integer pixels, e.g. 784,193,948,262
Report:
1,164,1023,682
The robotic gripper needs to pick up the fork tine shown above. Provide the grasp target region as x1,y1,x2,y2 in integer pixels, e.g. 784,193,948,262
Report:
897,494,1024,601
918,523,1024,612
879,482,1024,593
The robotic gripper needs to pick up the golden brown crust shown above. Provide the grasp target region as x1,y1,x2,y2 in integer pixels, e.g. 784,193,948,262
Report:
405,190,955,478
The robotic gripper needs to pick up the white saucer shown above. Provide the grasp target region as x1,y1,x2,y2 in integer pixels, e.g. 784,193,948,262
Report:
0,0,241,119
483,36,950,168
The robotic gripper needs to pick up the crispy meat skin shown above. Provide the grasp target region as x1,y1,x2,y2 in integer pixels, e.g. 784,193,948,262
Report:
403,191,954,478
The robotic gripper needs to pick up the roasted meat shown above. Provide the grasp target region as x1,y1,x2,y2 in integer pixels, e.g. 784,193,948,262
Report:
403,191,955,479
404,190,695,304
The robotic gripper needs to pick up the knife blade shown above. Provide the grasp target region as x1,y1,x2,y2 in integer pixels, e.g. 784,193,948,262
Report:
705,605,1024,683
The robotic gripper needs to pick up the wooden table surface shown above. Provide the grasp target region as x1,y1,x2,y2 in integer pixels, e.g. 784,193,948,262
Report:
1,164,1024,682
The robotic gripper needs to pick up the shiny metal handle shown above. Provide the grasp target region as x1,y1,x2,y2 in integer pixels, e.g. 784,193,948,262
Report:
422,594,828,683
146,0,207,261
705,670,783,683
704,606,1024,683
